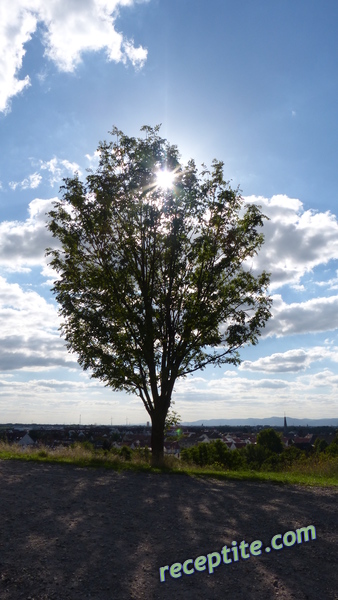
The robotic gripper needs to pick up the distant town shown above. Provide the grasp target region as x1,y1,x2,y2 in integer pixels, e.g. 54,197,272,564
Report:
0,419,337,458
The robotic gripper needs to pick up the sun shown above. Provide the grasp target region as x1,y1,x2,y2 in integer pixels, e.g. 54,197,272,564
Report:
155,169,175,190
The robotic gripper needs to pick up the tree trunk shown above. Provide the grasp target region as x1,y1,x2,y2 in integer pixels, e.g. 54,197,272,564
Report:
151,409,166,467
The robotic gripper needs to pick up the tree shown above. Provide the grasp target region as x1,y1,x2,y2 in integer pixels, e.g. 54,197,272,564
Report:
46,125,272,465
314,438,328,453
256,428,284,454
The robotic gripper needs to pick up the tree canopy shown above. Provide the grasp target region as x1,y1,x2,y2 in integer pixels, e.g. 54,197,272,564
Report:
256,428,284,454
46,125,272,464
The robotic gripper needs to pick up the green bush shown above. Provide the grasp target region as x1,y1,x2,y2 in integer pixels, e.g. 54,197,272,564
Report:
132,446,151,462
180,436,338,476
243,443,270,470
80,441,95,452
181,442,213,467
227,449,245,470
181,440,244,470
280,445,303,467
120,445,132,461
262,453,283,472
256,428,283,454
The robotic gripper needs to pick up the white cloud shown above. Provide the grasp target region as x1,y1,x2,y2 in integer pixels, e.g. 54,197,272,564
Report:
0,1,36,113
0,377,100,390
85,150,101,166
265,294,338,337
23,172,42,189
8,158,80,191
0,333,76,372
0,197,56,272
207,376,289,393
0,275,57,332
172,368,338,420
299,369,338,388
0,0,148,113
244,194,338,290
9,171,42,190
122,39,148,67
314,271,338,291
174,373,291,401
240,346,338,374
0,374,127,424
39,157,81,186
0,275,78,373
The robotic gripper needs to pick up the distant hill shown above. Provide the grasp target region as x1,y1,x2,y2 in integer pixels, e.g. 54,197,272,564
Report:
181,417,338,427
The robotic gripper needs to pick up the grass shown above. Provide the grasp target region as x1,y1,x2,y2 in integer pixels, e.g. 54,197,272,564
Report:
0,442,153,473
0,442,337,487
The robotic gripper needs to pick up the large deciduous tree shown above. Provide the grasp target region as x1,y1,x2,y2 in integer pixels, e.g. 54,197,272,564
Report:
46,125,272,465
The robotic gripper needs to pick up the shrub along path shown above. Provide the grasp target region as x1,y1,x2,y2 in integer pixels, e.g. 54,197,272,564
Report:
0,459,336,599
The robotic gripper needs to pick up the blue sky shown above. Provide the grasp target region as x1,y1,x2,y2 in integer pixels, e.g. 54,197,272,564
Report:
1,0,338,425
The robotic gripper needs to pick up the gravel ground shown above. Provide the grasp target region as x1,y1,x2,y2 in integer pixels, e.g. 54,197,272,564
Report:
0,459,337,600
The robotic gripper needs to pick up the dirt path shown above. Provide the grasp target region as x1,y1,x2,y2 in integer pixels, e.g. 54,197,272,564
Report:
0,460,337,599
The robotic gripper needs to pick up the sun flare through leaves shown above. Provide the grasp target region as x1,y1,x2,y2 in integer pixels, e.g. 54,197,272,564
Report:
155,169,176,190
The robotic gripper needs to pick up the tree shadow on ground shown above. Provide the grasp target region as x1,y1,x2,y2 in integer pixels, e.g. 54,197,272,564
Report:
0,460,336,600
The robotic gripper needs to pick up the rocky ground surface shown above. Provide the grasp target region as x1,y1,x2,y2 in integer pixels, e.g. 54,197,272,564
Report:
0,459,337,599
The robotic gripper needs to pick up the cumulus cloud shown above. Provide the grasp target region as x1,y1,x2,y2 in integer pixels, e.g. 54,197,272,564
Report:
265,294,338,337
0,0,148,113
0,275,57,334
301,369,338,388
0,1,35,113
0,274,79,373
240,346,338,374
0,197,56,272
244,194,338,290
0,334,77,372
